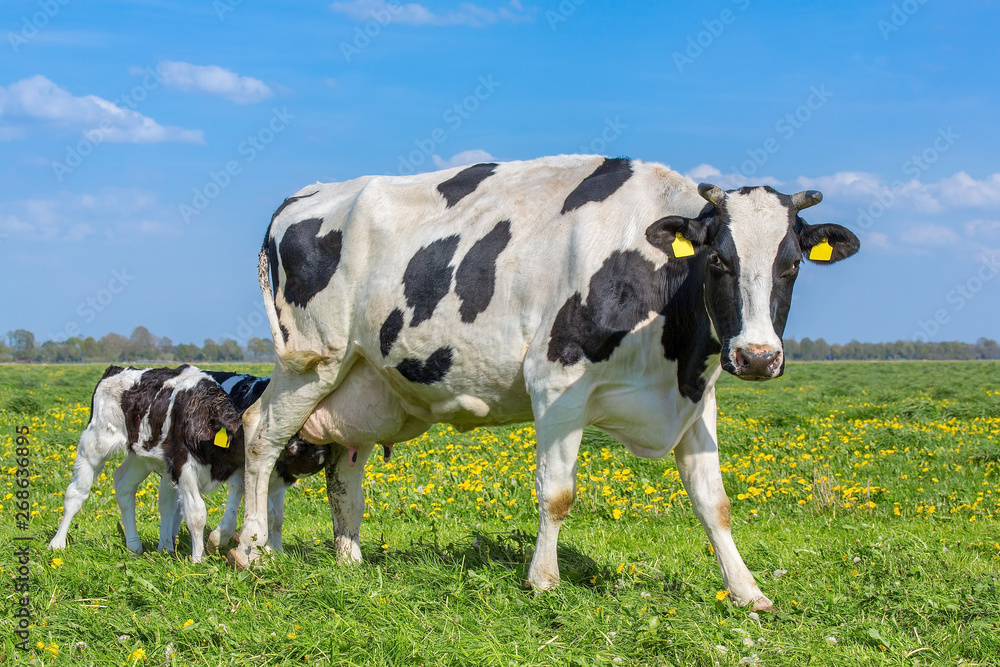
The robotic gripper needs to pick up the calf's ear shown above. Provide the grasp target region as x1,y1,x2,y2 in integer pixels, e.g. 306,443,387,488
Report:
646,212,712,259
796,220,860,264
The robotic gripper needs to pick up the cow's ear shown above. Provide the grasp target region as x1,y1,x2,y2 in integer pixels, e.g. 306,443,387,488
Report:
796,219,860,264
646,214,711,259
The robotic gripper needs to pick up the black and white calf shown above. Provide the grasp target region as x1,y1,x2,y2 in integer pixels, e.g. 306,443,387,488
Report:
49,366,330,560
233,155,859,609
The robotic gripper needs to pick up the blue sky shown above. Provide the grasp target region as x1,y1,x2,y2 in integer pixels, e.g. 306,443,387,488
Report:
1,0,998,347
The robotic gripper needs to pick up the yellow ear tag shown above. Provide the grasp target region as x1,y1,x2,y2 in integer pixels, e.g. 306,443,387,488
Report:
213,428,229,448
672,232,695,258
809,238,833,261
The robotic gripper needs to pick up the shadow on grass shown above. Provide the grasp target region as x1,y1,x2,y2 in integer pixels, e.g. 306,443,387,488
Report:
279,528,617,591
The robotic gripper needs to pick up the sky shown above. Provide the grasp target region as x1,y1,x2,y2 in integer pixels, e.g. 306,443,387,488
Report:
1,0,998,347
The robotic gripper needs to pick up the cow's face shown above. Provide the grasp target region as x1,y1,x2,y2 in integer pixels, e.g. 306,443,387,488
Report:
646,183,859,381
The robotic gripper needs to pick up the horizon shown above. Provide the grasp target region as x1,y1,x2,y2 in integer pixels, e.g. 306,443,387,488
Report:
2,1,998,345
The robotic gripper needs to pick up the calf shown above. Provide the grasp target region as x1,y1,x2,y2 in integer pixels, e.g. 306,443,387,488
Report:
233,155,859,609
49,366,330,560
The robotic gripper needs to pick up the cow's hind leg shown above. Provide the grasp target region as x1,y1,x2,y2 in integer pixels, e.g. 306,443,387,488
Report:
526,410,584,590
112,456,156,554
50,426,118,549
232,368,338,567
324,443,375,562
675,391,772,610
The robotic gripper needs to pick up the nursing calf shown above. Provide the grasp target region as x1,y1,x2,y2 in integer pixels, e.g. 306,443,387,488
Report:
49,366,329,560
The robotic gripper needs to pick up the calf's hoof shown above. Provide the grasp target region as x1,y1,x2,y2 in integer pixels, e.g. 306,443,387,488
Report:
49,537,66,550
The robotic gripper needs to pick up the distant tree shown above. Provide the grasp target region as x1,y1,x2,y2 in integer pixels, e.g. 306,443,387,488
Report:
218,339,243,361
129,326,159,360
8,329,35,362
202,339,222,362
158,336,175,359
174,343,202,362
100,333,129,362
0,341,12,362
246,337,273,361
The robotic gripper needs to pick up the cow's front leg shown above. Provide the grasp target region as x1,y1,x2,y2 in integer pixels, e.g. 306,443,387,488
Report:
325,443,374,563
675,391,772,610
527,416,584,590
112,456,154,554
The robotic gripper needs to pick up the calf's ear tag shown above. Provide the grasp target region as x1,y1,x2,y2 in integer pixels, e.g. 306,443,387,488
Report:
809,238,833,262
213,428,229,448
672,232,695,258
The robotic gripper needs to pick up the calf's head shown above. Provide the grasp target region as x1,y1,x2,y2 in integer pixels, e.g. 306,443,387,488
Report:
647,183,859,380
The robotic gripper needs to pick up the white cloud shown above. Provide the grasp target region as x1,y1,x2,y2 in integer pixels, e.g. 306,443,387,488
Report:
934,172,1000,208
331,0,532,27
903,223,962,247
432,149,496,169
683,164,781,189
157,61,273,105
0,189,177,242
0,75,203,143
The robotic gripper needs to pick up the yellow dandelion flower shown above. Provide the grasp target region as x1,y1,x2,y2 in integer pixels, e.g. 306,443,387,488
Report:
129,647,146,661
715,590,729,601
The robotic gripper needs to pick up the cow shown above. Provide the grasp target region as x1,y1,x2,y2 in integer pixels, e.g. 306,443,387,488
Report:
231,155,859,610
49,366,330,561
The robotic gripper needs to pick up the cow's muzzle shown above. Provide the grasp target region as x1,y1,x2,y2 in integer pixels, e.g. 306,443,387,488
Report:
729,345,783,380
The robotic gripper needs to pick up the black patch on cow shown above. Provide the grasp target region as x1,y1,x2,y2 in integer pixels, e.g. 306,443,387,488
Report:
396,347,454,384
659,256,722,402
271,190,319,223
267,235,280,299
120,366,188,449
144,386,174,451
167,378,245,483
455,219,511,323
278,218,344,308
275,435,330,486
436,163,498,208
561,157,633,214
547,251,666,366
206,371,271,414
380,308,404,357
275,305,291,344
403,235,460,327
89,365,126,426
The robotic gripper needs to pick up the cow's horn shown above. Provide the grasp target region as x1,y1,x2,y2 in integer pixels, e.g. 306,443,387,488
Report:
697,183,726,206
792,190,823,210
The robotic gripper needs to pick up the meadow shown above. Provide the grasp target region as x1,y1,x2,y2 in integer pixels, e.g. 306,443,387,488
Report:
0,361,998,666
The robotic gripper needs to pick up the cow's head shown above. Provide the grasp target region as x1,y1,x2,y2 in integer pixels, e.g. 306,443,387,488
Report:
647,183,859,380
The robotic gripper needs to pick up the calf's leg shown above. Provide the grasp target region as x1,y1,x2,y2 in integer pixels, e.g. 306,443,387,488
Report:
50,426,120,549
674,390,772,610
157,473,180,552
208,470,244,554
324,443,375,562
267,483,289,552
177,466,209,563
112,455,156,554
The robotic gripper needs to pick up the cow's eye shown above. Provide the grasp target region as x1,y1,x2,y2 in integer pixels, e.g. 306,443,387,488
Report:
781,260,801,279
708,253,730,274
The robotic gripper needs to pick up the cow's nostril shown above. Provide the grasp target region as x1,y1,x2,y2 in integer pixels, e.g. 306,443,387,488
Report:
735,347,781,375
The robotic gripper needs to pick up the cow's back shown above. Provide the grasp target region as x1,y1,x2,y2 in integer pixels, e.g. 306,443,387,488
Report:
266,155,703,424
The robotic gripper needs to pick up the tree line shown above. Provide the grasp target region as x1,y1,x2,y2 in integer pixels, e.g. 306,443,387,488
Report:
1,327,274,364
2,327,999,364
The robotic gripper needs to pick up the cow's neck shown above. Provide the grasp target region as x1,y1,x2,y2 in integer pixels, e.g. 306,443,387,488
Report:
658,255,722,403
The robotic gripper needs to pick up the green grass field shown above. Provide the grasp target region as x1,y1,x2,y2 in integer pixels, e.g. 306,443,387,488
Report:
1,362,998,666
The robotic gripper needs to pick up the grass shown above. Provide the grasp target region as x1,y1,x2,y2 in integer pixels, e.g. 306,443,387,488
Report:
0,361,998,665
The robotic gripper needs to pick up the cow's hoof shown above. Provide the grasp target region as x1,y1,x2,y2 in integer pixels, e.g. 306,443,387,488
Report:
226,542,262,570
524,574,560,591
751,595,775,612
126,541,143,555
49,537,66,550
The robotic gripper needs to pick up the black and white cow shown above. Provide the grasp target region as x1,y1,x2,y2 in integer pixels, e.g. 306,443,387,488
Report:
49,366,330,560
233,155,859,609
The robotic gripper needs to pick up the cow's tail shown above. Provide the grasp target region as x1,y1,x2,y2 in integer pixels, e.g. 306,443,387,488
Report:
258,239,325,374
